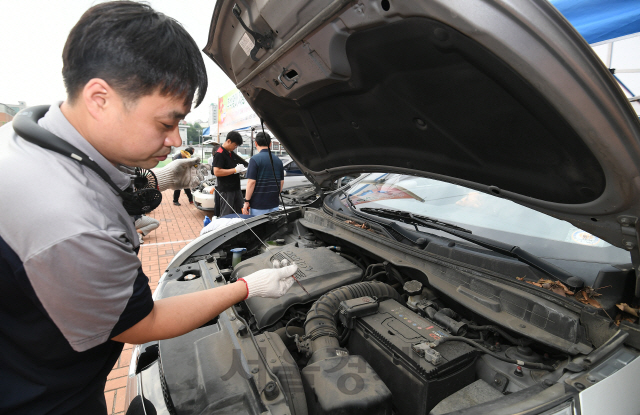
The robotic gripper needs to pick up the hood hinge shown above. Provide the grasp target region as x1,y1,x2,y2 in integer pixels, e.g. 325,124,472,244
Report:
618,215,640,297
232,4,274,62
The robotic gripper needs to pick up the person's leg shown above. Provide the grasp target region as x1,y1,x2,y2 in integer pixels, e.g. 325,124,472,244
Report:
231,190,244,214
213,191,221,218
173,189,181,205
250,207,279,216
136,216,160,236
218,191,235,217
185,188,193,203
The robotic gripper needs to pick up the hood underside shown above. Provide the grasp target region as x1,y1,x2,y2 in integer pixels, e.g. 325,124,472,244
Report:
204,0,640,251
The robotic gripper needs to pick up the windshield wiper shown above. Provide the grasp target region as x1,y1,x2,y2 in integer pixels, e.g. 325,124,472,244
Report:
361,208,472,234
349,205,583,290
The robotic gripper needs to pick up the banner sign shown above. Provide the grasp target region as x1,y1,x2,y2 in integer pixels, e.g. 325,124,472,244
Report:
217,88,259,134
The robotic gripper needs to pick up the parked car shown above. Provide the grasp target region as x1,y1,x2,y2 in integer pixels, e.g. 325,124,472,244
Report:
192,156,313,212
125,1,640,414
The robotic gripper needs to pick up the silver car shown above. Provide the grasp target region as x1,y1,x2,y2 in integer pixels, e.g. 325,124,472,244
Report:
125,1,640,414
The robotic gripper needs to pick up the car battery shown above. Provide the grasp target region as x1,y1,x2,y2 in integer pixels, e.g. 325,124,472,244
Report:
339,296,379,329
347,299,478,415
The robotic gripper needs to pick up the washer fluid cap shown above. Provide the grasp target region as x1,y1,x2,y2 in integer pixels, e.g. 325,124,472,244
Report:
403,280,423,296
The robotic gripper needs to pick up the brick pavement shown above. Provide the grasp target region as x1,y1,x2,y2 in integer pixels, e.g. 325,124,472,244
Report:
104,189,208,414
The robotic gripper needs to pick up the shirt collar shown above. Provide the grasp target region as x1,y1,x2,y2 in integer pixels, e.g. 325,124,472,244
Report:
38,103,131,190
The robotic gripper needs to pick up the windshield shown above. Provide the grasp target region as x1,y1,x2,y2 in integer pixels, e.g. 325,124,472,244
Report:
343,173,630,264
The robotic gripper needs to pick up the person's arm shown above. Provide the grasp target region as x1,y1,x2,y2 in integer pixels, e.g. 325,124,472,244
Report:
214,166,240,177
245,179,256,201
113,264,298,344
153,157,201,191
112,282,246,344
243,179,256,214
279,163,285,192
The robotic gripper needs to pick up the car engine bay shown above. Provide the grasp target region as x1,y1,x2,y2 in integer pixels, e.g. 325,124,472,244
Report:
136,207,640,415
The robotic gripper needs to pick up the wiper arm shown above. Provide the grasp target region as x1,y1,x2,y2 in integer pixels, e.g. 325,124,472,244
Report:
361,208,472,234
356,207,583,290
337,190,420,243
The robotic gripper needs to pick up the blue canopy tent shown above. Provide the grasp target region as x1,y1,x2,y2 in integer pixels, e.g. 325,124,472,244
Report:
551,0,640,44
550,0,640,113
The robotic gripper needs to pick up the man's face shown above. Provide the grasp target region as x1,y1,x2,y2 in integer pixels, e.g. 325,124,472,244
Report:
223,139,239,152
100,90,189,169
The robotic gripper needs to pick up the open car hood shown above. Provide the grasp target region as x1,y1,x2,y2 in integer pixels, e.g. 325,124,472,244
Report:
204,0,640,252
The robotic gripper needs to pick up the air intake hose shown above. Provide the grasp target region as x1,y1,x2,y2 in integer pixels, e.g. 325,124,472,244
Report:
303,281,402,363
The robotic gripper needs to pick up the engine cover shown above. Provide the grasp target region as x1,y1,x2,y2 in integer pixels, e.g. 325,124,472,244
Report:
233,245,362,328
348,299,478,415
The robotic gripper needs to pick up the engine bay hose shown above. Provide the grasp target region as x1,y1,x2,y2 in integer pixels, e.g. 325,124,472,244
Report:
304,281,402,359
467,324,532,346
425,307,467,335
433,336,555,371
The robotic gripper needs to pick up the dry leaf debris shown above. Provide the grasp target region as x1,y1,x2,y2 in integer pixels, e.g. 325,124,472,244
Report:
616,303,639,318
517,277,608,308
523,278,575,298
345,220,375,232
615,303,640,326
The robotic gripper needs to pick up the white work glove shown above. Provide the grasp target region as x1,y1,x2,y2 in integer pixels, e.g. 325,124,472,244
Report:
239,264,298,299
234,164,247,174
153,157,201,191
272,258,289,268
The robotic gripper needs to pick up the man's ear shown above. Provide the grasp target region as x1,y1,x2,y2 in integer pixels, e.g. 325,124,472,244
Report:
82,78,114,120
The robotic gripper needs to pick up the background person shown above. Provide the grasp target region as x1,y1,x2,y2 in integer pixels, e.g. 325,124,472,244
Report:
242,132,284,215
0,3,295,414
134,214,160,244
172,146,194,206
213,131,246,217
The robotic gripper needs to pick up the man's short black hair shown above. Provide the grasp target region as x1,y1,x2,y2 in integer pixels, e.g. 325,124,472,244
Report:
62,1,207,107
185,147,194,154
226,131,243,146
255,132,271,147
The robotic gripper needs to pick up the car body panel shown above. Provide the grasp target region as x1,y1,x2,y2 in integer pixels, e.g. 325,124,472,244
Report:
125,2,640,414
203,0,640,253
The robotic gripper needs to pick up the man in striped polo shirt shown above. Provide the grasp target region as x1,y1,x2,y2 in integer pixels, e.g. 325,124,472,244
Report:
243,132,284,215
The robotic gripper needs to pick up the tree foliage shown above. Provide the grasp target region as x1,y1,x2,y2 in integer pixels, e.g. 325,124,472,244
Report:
187,122,202,144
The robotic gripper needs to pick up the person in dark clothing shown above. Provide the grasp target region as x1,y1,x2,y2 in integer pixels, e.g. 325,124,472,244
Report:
213,131,245,217
172,147,194,205
242,132,284,216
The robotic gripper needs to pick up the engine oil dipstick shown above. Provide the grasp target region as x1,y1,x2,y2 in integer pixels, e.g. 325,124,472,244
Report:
291,273,309,295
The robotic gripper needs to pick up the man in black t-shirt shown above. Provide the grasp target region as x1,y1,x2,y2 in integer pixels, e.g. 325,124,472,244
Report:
213,131,245,217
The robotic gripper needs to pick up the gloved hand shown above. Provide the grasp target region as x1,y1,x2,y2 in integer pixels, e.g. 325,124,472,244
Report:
234,164,247,174
239,264,298,299
195,164,212,183
272,259,289,268
153,157,201,191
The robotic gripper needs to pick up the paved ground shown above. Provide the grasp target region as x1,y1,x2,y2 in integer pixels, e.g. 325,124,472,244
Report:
104,189,209,414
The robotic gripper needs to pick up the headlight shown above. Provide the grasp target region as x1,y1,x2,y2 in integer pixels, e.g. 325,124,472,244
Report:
539,400,575,415
152,272,168,300
128,345,141,377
